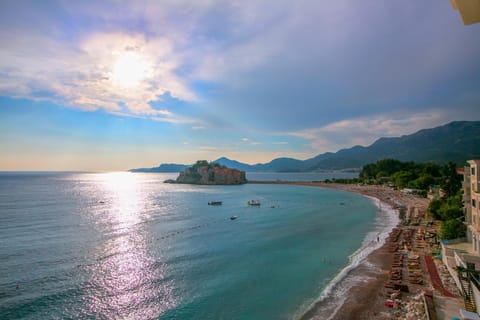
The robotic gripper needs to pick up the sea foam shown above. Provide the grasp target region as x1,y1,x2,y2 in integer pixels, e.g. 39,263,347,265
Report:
296,196,400,320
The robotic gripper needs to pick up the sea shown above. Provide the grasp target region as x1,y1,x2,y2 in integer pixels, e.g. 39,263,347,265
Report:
0,172,398,320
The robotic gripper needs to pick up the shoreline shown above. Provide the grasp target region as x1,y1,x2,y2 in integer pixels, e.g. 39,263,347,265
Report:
297,182,431,319
299,194,399,320
250,181,432,319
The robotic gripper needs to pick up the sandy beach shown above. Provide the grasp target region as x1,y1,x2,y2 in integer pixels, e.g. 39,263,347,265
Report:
253,181,448,319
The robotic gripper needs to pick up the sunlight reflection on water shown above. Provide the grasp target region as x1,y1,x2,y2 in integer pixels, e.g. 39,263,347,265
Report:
83,172,176,319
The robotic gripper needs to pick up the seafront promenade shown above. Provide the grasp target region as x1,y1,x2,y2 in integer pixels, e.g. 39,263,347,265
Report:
250,181,465,319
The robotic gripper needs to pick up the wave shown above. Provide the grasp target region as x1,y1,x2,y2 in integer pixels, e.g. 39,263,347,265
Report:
296,196,400,320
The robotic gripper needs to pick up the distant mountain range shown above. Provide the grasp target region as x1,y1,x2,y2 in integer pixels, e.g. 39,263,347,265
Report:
129,121,480,173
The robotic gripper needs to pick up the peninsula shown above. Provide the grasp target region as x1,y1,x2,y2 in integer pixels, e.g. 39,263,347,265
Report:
166,160,247,185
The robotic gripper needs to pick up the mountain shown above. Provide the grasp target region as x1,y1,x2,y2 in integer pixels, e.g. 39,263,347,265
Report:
129,163,189,173
212,157,304,172
304,120,480,170
211,157,256,172
130,121,480,172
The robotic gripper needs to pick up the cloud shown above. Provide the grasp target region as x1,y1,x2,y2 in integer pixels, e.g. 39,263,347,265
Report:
0,0,479,137
0,0,207,124
183,1,480,132
0,28,198,120
285,109,459,153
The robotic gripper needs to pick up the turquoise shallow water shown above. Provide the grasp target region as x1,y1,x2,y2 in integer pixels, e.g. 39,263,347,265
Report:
0,172,384,319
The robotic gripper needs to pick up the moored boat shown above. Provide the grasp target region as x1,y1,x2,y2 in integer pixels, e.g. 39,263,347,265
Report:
247,200,261,206
208,201,223,205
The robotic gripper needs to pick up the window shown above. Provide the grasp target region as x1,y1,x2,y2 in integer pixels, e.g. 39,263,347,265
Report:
473,166,476,175
473,199,477,208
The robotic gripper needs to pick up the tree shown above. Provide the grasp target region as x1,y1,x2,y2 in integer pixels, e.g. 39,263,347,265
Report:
428,198,443,220
440,219,466,240
438,202,463,221
196,160,209,167
441,162,462,197
391,171,417,189
421,162,441,177
359,163,376,180
408,174,435,190
208,171,215,182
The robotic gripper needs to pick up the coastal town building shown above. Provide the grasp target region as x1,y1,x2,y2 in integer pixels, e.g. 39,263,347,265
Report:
441,160,480,315
466,160,480,252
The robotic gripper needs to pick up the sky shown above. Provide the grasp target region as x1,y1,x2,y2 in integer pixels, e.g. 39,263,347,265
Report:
1,0,479,171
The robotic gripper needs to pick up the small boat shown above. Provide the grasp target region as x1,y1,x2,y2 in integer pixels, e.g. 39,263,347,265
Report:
208,201,223,205
230,215,238,220
247,200,261,206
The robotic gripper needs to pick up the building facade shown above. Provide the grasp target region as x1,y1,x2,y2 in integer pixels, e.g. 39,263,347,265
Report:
466,160,480,253
441,160,480,314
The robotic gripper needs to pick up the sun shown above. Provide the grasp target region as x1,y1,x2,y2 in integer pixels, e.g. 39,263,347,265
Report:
111,52,151,88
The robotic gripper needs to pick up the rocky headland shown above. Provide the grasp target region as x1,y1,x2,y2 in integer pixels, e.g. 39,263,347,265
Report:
167,160,247,185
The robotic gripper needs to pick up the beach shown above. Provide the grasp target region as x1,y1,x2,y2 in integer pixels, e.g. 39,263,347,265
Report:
281,182,441,319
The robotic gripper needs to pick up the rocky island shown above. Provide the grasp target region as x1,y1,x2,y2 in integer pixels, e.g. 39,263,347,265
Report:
166,160,247,185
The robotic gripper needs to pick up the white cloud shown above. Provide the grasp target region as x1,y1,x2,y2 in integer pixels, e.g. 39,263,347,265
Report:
1,0,478,134
285,109,457,153
0,29,196,120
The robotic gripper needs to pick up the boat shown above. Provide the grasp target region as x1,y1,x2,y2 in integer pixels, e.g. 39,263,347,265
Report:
230,215,238,220
247,200,261,206
208,201,223,205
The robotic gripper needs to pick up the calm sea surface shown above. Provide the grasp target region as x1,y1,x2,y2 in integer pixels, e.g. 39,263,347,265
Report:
0,172,393,319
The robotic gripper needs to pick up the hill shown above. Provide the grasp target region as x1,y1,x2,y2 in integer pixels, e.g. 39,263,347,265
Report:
129,163,189,173
304,120,480,170
130,121,480,172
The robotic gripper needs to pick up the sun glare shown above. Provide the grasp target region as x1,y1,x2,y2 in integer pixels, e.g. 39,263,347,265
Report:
111,52,151,88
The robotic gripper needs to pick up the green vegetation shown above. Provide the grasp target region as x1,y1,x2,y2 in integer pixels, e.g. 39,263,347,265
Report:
176,160,247,185
426,163,465,240
440,161,463,198
429,190,465,239
183,160,226,177
359,159,442,191
330,158,466,240
440,219,466,240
